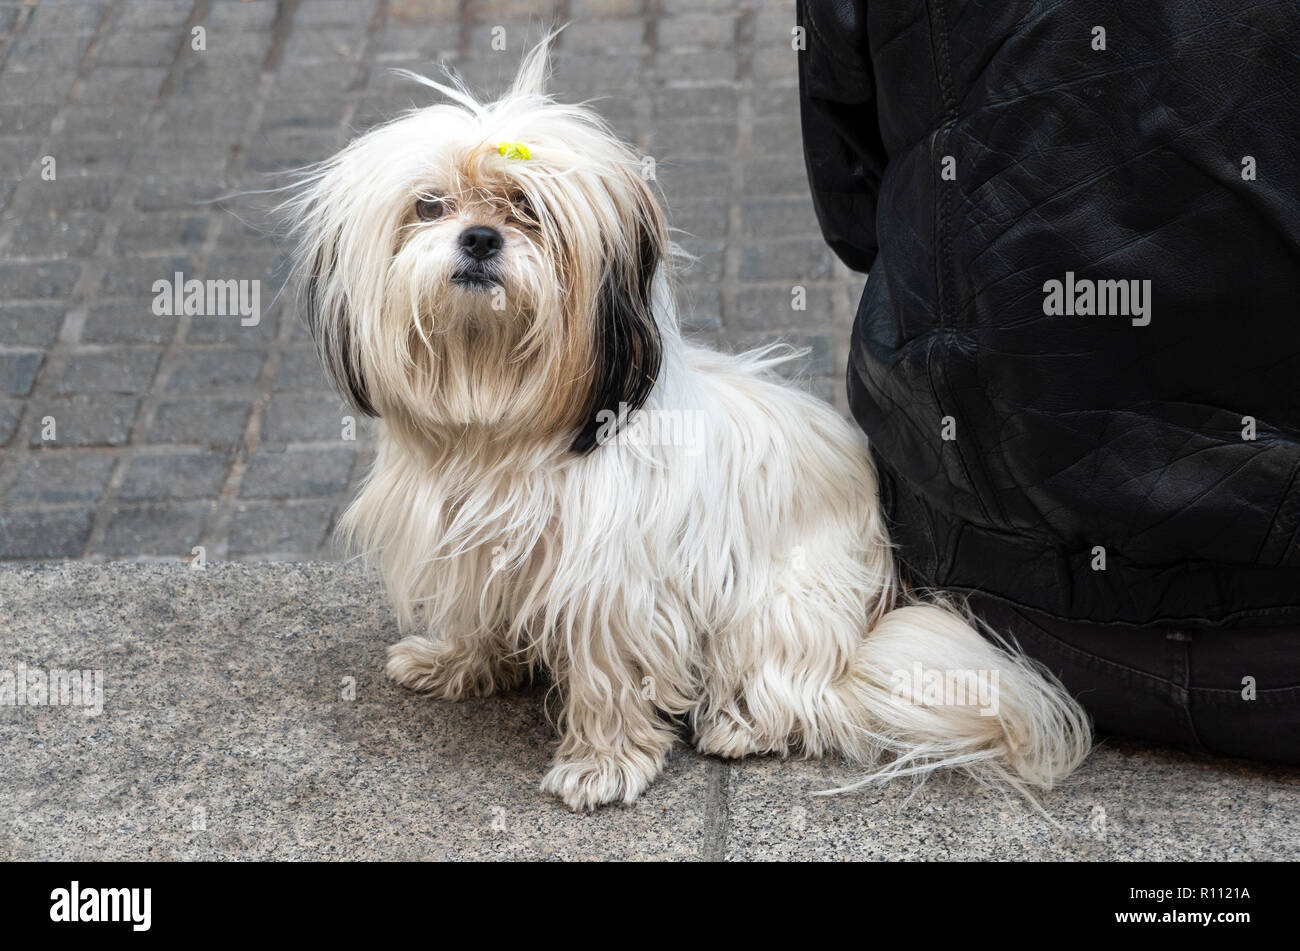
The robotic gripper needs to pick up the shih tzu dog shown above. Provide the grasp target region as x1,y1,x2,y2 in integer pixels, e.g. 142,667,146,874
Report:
289,39,1091,811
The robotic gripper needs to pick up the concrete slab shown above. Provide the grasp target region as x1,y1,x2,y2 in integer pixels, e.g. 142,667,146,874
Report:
1,562,1296,861
0,563,717,860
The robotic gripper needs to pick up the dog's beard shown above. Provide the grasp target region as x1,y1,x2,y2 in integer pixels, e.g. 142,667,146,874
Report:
373,220,597,446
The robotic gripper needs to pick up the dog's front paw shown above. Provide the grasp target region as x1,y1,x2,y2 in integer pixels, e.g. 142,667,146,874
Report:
386,635,511,701
540,751,663,812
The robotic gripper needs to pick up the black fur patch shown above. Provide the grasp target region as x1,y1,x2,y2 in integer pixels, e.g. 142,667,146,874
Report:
305,244,377,418
569,216,663,454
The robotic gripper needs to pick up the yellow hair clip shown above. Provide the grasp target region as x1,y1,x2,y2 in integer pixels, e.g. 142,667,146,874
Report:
497,141,532,161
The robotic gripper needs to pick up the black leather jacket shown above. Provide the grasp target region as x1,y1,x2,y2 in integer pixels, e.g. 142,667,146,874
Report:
798,0,1300,624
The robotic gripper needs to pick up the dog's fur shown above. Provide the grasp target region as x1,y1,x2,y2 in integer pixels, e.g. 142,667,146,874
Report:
288,40,1091,811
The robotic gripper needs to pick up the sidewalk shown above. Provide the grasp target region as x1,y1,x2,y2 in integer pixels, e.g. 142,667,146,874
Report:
0,0,858,562
3,561,1296,860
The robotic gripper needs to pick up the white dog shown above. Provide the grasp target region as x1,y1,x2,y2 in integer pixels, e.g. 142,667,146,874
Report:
288,40,1091,811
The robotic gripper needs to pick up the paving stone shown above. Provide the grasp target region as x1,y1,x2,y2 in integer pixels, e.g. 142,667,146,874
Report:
176,61,264,100
146,398,252,449
5,453,117,504
116,0,193,32
240,448,355,498
183,309,279,344
164,348,265,392
6,35,94,71
739,242,835,281
113,212,209,254
7,210,105,257
0,102,62,135
82,300,177,346
95,29,182,68
133,177,228,212
548,52,644,92
25,395,138,447
39,135,132,177
0,401,23,447
57,349,160,394
118,451,231,501
0,350,43,396
670,197,729,241
154,99,250,139
191,31,273,63
77,66,169,105
659,14,738,49
734,284,836,330
260,97,347,133
275,347,331,391
656,50,738,83
271,61,359,99
243,131,342,174
212,219,284,254
571,0,642,14
203,250,293,294
206,3,280,33
0,68,75,105
261,392,352,444
101,501,209,557
658,158,732,197
0,261,80,299
296,0,379,29
16,176,116,213
26,4,104,37
0,100,56,135
561,19,645,51
652,85,739,121
743,155,810,196
98,255,193,297
741,198,823,239
0,508,92,559
227,500,335,555
281,28,366,64
58,103,153,140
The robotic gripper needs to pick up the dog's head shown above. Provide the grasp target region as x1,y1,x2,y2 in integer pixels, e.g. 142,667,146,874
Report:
289,38,667,453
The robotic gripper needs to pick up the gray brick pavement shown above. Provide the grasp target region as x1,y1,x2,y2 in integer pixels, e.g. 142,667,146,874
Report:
0,0,864,561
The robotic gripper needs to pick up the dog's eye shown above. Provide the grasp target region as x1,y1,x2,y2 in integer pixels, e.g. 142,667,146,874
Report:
512,193,538,227
415,197,448,221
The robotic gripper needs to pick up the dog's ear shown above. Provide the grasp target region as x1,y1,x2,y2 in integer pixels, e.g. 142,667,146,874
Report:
569,173,665,454
304,242,377,418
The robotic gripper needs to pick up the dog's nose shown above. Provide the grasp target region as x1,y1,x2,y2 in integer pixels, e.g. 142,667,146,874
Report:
459,225,503,261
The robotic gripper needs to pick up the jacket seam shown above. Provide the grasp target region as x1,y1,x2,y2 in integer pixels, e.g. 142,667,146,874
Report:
924,0,1012,532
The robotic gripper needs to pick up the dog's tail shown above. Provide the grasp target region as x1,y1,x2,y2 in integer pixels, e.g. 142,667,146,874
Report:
825,602,1092,803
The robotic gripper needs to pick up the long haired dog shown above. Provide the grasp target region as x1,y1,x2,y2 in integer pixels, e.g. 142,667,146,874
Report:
289,42,1091,811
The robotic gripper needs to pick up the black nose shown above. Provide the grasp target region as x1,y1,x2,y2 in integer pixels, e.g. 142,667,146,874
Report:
459,225,503,261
